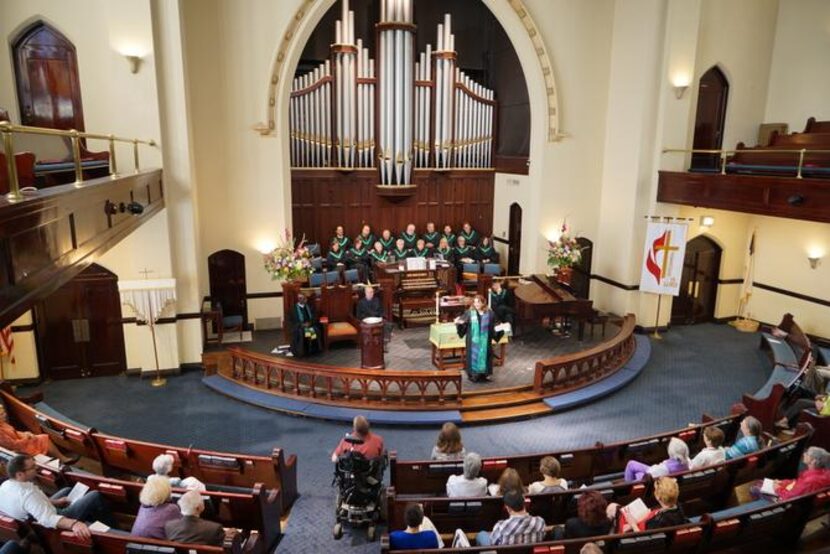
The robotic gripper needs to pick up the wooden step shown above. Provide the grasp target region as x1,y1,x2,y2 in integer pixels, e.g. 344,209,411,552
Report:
461,391,541,410
461,401,552,422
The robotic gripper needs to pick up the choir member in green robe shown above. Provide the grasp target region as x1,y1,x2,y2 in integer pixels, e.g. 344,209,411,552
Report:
442,225,457,247
400,223,418,250
379,229,396,252
460,221,480,246
422,222,440,249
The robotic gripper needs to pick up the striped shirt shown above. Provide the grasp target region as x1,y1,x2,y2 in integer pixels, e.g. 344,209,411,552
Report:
490,513,547,545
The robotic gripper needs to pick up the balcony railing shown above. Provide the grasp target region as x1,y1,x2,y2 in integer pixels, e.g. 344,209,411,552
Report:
0,120,157,202
663,147,830,179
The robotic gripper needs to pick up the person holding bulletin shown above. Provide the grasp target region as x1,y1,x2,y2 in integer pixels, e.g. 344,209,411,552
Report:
454,295,505,382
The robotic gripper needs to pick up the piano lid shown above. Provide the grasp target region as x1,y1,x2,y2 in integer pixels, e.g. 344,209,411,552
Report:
513,274,577,305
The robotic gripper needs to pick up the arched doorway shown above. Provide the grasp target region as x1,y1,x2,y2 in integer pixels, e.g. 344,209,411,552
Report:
670,235,722,325
208,250,248,329
13,21,85,131
35,264,126,380
571,237,593,300
507,203,522,276
690,66,729,171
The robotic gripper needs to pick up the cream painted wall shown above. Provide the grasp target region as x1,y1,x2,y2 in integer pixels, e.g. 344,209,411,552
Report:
0,0,162,168
764,0,830,129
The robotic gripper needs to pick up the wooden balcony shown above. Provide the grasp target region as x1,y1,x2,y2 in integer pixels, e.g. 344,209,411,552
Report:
0,169,164,326
657,170,830,224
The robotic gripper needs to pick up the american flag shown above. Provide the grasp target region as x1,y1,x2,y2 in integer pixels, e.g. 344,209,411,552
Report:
0,326,15,365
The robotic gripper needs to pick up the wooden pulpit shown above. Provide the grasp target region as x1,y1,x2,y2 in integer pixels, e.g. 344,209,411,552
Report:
360,320,385,370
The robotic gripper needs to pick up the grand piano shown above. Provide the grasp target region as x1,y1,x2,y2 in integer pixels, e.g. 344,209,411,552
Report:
512,274,594,340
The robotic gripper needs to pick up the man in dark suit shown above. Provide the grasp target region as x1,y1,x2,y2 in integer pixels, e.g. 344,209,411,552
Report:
165,491,225,546
356,285,392,352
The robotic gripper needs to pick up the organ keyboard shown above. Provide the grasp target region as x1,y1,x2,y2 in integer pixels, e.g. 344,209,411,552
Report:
375,263,456,328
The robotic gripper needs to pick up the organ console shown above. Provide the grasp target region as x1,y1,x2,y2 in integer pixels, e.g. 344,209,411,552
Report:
375,262,456,328
513,275,594,340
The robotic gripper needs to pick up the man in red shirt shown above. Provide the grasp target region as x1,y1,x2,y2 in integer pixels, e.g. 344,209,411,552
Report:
331,416,385,462
774,446,830,500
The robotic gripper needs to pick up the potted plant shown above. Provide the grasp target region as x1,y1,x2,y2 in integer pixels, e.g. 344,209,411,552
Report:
262,230,314,283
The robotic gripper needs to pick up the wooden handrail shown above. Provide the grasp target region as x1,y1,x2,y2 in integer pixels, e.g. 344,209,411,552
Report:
533,314,637,394
225,346,463,409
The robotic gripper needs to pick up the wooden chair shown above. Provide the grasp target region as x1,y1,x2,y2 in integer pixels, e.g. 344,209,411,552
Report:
216,302,244,342
319,285,360,350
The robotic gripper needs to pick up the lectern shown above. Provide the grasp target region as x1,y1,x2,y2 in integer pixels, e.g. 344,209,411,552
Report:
360,319,385,369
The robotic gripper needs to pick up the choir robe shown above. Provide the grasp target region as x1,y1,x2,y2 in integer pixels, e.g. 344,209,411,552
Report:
455,308,503,381
460,228,479,246
326,249,347,270
411,247,431,258
489,288,516,327
332,235,350,250
291,302,321,357
356,233,376,249
454,245,476,274
400,232,418,250
435,247,454,263
442,233,457,247
379,236,396,252
391,247,411,261
422,232,441,248
476,245,499,264
368,249,387,279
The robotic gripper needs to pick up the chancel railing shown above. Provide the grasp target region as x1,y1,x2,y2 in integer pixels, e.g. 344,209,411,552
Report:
0,120,157,201
663,146,830,178
288,0,496,178
533,314,636,394
226,346,463,409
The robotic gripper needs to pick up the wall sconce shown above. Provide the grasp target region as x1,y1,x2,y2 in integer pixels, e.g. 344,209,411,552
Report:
808,256,821,269
700,215,715,228
125,55,143,74
671,72,692,99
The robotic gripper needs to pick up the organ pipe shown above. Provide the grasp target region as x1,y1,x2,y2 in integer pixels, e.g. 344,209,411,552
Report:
288,1,495,172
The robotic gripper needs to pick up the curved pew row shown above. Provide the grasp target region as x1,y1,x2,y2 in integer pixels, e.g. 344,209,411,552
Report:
0,385,298,512
386,424,813,534
0,448,281,553
390,411,745,496
381,487,830,554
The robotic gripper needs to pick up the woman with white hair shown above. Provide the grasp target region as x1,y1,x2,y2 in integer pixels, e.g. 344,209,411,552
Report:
772,446,830,500
131,475,181,538
152,454,205,491
624,437,690,482
446,452,488,497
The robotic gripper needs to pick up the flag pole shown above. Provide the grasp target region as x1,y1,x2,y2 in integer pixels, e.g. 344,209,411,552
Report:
651,294,663,340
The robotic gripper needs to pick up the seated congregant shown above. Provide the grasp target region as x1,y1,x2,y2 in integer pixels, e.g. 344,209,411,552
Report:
609,476,688,533
431,422,466,461
391,238,411,261
725,416,763,459
326,240,347,270
0,404,79,464
562,491,612,539
476,236,499,264
446,452,488,497
164,490,225,546
131,475,182,539
689,426,726,470
290,293,321,357
489,280,515,329
331,416,385,462
379,228,396,252
776,394,830,430
442,224,457,247
0,454,113,540
331,225,350,251
460,221,479,246
152,454,206,491
411,238,431,258
388,503,440,551
624,437,689,481
528,456,568,494
356,224,375,250
488,467,525,497
422,222,440,249
400,223,418,250
476,490,546,546
769,446,830,500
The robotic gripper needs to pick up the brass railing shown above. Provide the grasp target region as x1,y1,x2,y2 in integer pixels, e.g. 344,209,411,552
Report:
0,120,157,202
663,147,830,179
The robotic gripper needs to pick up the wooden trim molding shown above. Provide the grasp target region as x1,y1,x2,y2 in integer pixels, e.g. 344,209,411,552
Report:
247,291,284,300
590,274,639,291
717,278,744,285
753,282,830,308
491,236,510,245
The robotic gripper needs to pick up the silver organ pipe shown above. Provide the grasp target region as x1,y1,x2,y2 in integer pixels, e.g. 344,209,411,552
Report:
288,2,494,171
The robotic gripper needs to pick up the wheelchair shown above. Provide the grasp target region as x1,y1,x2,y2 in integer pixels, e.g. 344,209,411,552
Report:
332,436,388,541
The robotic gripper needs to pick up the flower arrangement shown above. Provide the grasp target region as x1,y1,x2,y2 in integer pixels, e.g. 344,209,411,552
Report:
262,230,314,282
546,222,582,270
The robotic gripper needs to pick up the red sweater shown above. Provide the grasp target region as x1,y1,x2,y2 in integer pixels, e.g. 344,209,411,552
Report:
775,468,830,500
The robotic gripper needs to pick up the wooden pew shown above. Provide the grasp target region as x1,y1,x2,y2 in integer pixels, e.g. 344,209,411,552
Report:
90,432,298,512
385,425,812,534
799,410,830,450
0,151,36,195
804,117,830,133
389,411,744,496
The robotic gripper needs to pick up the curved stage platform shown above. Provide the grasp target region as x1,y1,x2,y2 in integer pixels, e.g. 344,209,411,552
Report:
202,315,651,425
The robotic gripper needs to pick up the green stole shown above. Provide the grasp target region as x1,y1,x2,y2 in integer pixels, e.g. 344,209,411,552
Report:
478,246,494,258
380,237,395,250
329,249,345,261
393,248,409,258
443,233,456,245
437,247,452,257
423,232,439,245
455,246,472,257
350,247,367,258
413,248,429,258
357,233,376,248
401,232,417,246
369,250,386,263
469,309,489,374
333,235,349,249
461,230,478,244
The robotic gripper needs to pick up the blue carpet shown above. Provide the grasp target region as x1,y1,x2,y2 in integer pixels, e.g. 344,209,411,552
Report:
17,323,771,553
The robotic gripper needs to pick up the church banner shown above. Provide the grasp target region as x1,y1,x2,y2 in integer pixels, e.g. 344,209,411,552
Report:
639,221,687,296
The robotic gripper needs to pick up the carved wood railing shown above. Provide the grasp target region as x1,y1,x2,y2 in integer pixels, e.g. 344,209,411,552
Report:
533,314,636,394
225,347,463,409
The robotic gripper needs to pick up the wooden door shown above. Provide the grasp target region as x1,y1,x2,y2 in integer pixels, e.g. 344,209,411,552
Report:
571,237,593,300
35,264,126,379
671,236,722,325
208,250,248,328
13,21,85,131
507,203,522,276
690,66,729,171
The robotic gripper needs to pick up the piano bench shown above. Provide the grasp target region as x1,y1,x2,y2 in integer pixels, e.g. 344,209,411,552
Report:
588,312,609,338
